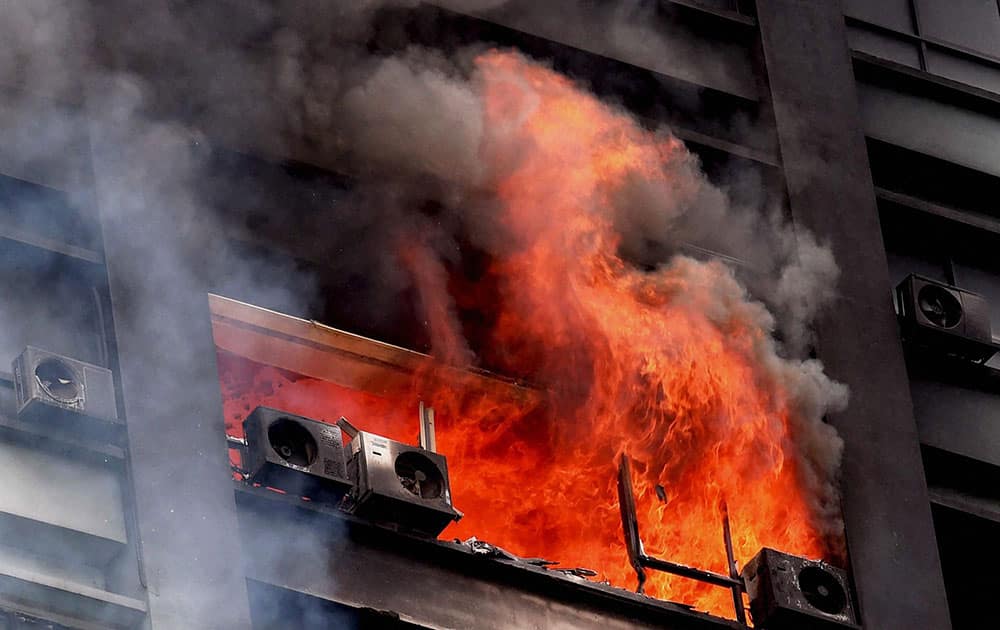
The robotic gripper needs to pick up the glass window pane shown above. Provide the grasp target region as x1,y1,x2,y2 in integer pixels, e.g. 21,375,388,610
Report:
886,251,949,289
954,262,1000,341
844,0,915,33
879,203,950,289
917,0,1000,57
687,0,738,11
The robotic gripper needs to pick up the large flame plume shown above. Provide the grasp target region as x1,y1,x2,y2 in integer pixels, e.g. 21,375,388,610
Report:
220,49,847,617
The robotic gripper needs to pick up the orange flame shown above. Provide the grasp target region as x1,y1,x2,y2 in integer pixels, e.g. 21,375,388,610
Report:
218,49,844,619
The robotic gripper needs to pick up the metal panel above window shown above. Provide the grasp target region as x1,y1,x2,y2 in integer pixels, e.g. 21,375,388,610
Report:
926,48,1000,93
847,23,922,68
843,0,915,33
857,81,1000,178
917,0,1000,58
466,0,761,100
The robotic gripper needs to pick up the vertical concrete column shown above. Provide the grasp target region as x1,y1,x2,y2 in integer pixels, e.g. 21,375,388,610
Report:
91,113,252,629
755,2,952,629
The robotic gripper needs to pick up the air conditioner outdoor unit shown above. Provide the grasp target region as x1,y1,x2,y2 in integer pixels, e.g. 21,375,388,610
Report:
242,406,351,501
12,347,117,428
343,431,461,537
895,274,996,362
741,548,859,630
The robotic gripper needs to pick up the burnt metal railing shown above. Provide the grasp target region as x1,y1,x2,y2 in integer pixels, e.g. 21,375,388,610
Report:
617,454,747,625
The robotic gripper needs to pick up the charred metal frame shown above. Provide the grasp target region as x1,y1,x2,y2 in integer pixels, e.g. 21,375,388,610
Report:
617,455,747,625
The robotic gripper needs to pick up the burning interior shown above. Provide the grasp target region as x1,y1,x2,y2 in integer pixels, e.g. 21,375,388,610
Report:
215,49,849,622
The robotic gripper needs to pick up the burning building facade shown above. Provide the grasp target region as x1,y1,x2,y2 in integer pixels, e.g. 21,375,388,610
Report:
0,1,996,629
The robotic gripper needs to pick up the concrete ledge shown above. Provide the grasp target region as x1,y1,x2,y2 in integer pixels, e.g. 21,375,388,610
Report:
0,564,146,629
235,483,742,630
